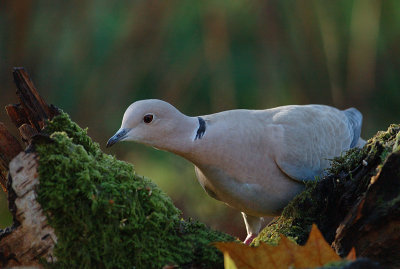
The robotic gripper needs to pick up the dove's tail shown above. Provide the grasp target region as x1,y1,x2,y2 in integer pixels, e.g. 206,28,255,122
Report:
343,107,363,148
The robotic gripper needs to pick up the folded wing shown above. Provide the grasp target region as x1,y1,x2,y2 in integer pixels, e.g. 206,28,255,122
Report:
273,105,363,181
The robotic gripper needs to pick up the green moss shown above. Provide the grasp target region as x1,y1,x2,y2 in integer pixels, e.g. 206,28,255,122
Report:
368,124,400,157
35,113,233,269
327,148,366,176
252,181,317,246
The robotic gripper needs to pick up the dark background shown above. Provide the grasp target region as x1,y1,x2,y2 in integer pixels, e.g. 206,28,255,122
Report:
1,0,399,240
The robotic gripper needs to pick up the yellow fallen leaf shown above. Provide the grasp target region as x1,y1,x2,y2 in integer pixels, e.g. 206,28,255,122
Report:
224,253,238,269
215,224,355,269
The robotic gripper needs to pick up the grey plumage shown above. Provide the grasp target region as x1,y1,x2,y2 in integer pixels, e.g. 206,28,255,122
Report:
343,108,363,148
107,100,364,244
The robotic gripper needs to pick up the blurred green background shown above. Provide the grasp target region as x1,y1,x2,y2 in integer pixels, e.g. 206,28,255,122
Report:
1,0,399,240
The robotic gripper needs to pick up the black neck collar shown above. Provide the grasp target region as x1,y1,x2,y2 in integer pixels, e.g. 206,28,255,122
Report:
195,117,206,140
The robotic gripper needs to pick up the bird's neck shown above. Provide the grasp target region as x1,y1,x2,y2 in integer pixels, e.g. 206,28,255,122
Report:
155,115,200,157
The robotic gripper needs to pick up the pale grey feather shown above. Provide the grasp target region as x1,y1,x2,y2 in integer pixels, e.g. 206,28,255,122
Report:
343,107,363,148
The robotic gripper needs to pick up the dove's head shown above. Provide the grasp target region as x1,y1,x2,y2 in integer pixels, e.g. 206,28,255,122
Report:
107,99,194,151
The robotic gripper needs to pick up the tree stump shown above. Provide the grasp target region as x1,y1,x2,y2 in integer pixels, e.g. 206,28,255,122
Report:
253,125,400,268
0,67,59,192
0,68,233,268
0,68,60,268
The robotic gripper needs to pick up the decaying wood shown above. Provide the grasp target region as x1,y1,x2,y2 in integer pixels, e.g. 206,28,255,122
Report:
12,68,58,131
332,151,400,267
0,122,22,192
6,67,59,144
0,68,59,267
5,104,30,130
0,67,59,190
0,152,57,268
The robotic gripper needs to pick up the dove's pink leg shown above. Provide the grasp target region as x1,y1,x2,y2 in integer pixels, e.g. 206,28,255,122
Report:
244,233,257,245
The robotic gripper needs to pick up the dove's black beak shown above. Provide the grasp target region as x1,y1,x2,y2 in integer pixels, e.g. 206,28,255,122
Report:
107,128,129,148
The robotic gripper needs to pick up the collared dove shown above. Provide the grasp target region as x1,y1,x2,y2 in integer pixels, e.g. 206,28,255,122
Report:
107,99,364,244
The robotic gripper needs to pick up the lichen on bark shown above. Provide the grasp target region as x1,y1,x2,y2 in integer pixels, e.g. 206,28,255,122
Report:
34,113,233,269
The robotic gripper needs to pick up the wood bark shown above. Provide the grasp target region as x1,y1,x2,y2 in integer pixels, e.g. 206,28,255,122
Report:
0,68,59,268
331,151,400,267
0,122,22,192
0,152,56,268
0,67,59,192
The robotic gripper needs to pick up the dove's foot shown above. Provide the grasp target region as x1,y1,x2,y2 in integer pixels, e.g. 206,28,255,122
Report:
244,233,256,245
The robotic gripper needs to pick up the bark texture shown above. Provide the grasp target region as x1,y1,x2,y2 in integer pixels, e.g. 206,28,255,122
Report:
0,122,22,192
0,67,59,192
0,152,57,268
0,67,59,268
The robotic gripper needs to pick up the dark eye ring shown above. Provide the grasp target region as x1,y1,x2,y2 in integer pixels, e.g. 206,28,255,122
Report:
143,114,154,124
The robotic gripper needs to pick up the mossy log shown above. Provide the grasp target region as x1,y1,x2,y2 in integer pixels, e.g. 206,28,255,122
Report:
0,68,233,268
1,68,400,268
254,125,400,268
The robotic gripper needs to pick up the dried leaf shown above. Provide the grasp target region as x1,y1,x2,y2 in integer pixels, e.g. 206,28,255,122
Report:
346,248,357,261
293,224,343,268
215,224,355,269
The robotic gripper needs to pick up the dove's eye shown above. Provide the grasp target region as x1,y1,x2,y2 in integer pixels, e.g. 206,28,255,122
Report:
143,114,154,124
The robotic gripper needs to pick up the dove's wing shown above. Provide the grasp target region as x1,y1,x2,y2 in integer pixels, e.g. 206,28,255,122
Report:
272,105,362,181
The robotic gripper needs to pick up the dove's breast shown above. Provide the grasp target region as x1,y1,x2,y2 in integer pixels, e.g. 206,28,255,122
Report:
193,163,304,216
